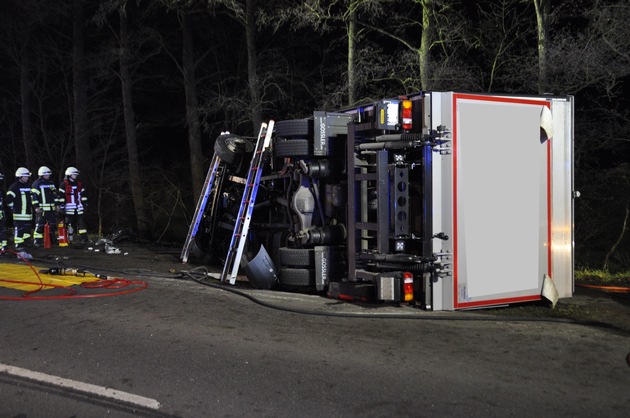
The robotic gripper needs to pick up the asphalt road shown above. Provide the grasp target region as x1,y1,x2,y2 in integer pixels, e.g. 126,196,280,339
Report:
1,270,629,417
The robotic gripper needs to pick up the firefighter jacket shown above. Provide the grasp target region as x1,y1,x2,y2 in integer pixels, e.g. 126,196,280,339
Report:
32,177,58,212
0,193,4,221
6,180,36,221
57,178,87,215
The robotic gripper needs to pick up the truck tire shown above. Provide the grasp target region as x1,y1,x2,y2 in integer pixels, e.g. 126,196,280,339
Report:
214,134,253,165
275,119,313,138
278,268,315,287
267,231,289,270
274,139,311,157
279,247,315,267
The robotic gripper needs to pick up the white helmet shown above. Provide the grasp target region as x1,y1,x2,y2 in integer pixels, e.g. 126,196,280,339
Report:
65,166,80,176
15,167,32,177
38,166,53,176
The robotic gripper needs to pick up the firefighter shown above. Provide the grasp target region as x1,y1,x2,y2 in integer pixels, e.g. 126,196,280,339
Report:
0,172,7,253
57,166,89,244
6,167,36,252
31,166,59,247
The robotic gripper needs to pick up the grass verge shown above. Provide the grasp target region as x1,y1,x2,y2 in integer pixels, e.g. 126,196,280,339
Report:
575,268,630,286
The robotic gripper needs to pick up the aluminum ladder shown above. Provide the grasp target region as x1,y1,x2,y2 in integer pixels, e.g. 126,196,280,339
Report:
180,153,222,263
220,120,275,284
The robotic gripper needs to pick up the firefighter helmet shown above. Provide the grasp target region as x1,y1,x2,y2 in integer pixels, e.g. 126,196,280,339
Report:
38,166,53,176
65,167,80,176
15,167,31,177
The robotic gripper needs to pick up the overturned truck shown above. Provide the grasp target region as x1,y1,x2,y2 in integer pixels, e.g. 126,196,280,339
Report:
181,91,575,310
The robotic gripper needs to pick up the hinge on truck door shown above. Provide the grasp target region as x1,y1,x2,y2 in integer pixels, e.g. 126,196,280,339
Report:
425,125,452,155
433,250,453,278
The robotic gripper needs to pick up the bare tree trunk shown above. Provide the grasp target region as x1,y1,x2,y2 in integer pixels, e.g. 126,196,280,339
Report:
181,9,205,200
533,0,549,94
73,0,91,180
20,58,35,168
119,8,152,240
347,7,357,106
603,203,629,271
246,0,262,133
419,0,433,90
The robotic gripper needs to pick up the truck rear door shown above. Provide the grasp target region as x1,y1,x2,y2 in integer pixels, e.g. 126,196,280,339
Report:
430,92,573,310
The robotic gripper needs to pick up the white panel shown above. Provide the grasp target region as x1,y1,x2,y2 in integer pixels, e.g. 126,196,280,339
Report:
550,99,575,298
455,98,547,301
427,92,456,311
427,92,449,311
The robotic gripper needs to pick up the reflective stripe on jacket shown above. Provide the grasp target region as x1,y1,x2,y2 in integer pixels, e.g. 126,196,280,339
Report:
58,179,87,214
6,181,35,221
32,178,58,211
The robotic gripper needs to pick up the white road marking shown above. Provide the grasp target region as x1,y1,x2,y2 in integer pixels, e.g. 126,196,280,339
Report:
0,363,161,410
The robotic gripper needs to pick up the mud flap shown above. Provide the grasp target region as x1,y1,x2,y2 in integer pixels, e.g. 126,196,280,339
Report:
314,246,330,292
242,245,278,289
314,245,344,291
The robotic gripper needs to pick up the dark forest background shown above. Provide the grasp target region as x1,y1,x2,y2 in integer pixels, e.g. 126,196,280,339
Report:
1,0,629,271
